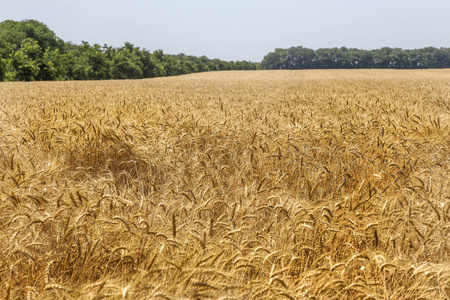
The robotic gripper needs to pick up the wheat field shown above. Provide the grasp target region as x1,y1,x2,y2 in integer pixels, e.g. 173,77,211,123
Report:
0,70,449,299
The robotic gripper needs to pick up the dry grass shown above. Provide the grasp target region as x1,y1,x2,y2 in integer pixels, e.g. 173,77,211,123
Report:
0,69,449,299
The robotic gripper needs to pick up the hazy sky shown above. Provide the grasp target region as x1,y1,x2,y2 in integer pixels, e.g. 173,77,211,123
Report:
2,0,450,62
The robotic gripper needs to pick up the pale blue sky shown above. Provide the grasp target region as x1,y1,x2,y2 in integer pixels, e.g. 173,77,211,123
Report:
2,0,450,62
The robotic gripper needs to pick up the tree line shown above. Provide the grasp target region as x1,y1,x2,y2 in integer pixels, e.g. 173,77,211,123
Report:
3,20,450,82
262,46,450,70
0,20,259,81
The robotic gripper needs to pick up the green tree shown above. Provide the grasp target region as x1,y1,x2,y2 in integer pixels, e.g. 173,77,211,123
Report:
79,42,109,79
262,48,289,69
39,48,67,80
0,56,5,81
109,43,144,79
0,19,259,81
146,51,166,77
263,46,450,70
7,38,42,81
162,55,184,76
0,20,63,58
287,46,316,69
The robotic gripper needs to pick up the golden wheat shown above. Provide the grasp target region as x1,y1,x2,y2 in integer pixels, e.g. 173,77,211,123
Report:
0,69,449,299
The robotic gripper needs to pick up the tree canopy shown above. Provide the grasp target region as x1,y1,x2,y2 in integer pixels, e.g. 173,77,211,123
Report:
0,20,259,81
3,20,450,81
262,46,450,70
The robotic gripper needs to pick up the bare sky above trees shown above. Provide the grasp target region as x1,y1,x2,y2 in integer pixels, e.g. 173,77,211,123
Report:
2,0,450,62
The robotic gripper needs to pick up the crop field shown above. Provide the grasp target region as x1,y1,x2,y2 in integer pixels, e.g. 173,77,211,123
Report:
0,70,449,299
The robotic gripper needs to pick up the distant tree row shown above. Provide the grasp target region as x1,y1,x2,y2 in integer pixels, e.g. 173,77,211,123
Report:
262,46,450,70
0,20,259,81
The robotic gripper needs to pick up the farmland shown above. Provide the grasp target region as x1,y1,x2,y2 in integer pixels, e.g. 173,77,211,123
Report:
0,70,449,299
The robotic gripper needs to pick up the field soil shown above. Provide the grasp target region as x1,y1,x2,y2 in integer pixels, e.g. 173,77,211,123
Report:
1,70,449,299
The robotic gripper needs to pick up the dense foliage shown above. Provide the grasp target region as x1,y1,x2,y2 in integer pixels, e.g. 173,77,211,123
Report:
0,20,258,81
262,46,450,69
3,19,450,81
